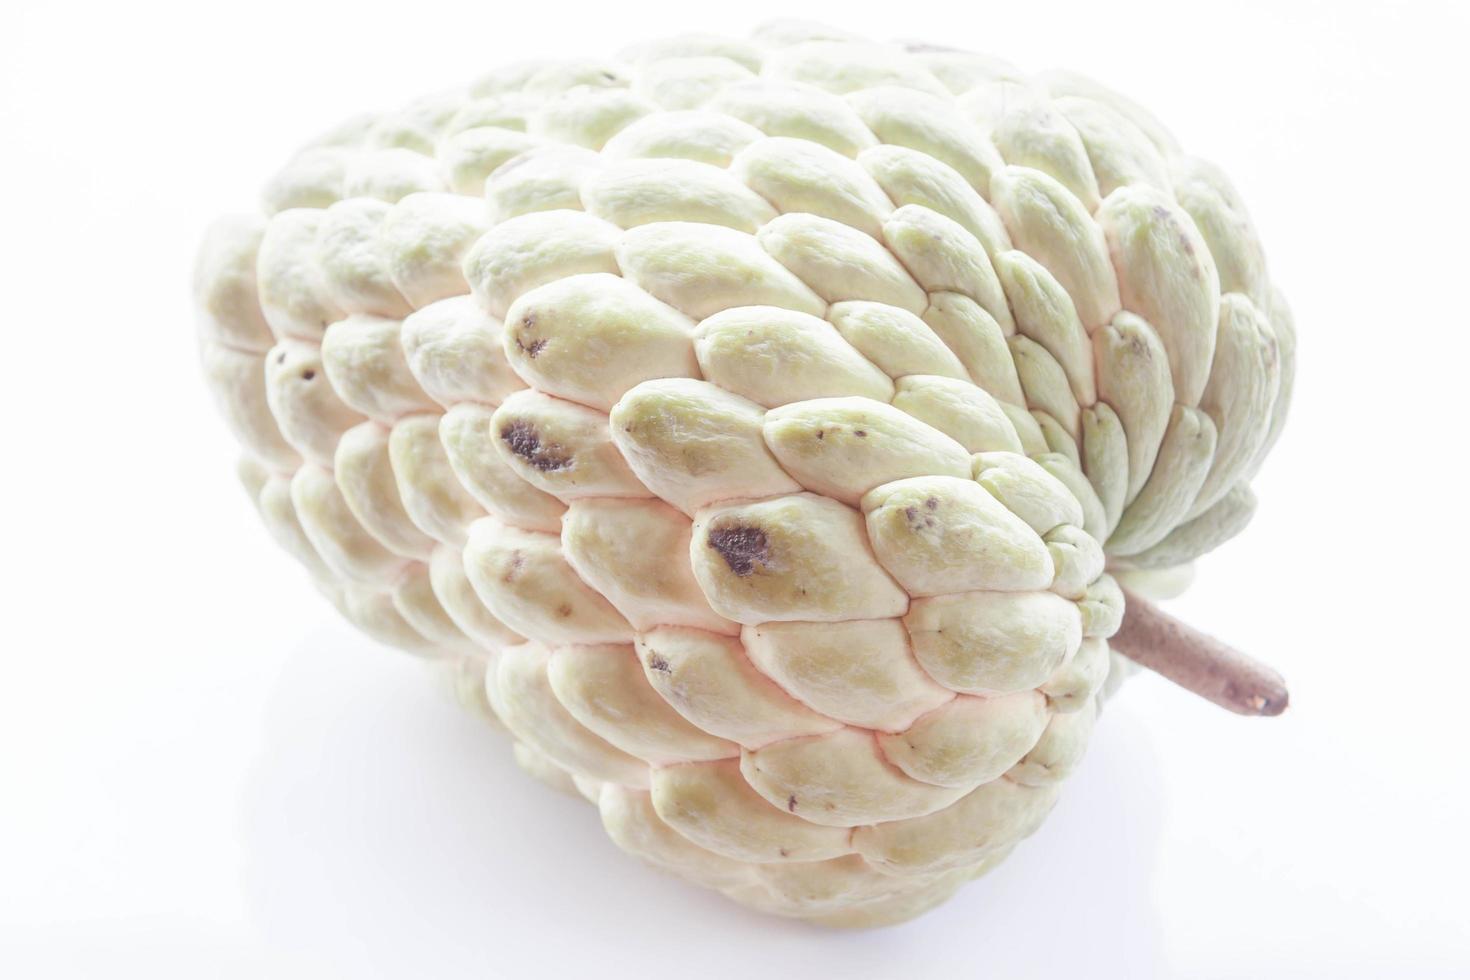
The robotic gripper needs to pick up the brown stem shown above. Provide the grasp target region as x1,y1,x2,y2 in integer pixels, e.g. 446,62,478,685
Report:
1111,588,1289,717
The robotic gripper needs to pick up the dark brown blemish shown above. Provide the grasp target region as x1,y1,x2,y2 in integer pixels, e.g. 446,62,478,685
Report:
786,794,797,812
500,419,572,472
556,602,573,618
925,497,939,510
854,429,867,438
516,313,547,358
815,430,824,440
778,848,789,858
647,654,671,674
708,525,769,577
904,505,937,531
301,369,315,381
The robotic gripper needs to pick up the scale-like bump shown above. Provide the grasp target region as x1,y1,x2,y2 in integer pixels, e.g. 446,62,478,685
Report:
691,493,908,624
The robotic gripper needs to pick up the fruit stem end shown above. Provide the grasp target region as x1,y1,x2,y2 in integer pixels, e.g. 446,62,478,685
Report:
1112,588,1289,717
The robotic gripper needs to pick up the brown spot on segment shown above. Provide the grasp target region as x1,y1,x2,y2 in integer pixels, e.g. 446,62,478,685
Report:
502,550,525,583
854,429,866,438
276,351,287,364
514,313,548,358
815,430,824,440
556,602,572,618
925,497,939,510
301,369,315,381
904,506,918,522
500,419,572,472
778,847,789,858
708,525,770,577
647,654,671,674
786,794,797,812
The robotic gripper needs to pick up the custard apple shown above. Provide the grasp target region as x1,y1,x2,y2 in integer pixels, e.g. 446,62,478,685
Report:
195,20,1295,928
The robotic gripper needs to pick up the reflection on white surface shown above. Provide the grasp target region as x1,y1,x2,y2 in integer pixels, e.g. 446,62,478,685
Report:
240,630,1165,978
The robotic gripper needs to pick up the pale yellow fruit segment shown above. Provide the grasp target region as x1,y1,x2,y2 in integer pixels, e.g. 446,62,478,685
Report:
316,199,412,319
1041,636,1110,711
427,544,523,649
863,475,1054,596
194,215,275,350
388,414,486,548
972,451,1085,535
905,590,1083,694
561,498,734,634
290,464,405,584
391,563,478,656
1009,698,1099,786
462,208,621,319
618,221,825,319
601,109,764,167
609,379,802,515
489,390,649,500
762,396,972,505
826,300,968,381
758,212,927,312
463,519,634,646
200,344,300,471
243,466,332,582
597,785,750,888
582,157,776,231
690,493,908,624
875,691,1048,787
257,208,344,341
880,205,1010,327
890,375,1023,454
852,776,1059,876
334,422,436,560
1098,187,1220,407
694,306,893,408
707,79,878,158
438,404,567,533
741,619,951,731
732,136,894,237
859,144,1014,270
502,273,698,412
990,165,1119,330
635,627,840,748
741,727,969,826
320,314,436,421
651,759,854,863
847,86,1003,195
547,644,739,764
380,192,484,307
490,644,649,787
264,340,363,466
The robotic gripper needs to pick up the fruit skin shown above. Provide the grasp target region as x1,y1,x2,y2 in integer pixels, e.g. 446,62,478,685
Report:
199,19,1294,927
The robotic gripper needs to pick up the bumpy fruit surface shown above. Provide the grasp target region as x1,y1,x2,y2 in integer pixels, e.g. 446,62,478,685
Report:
196,20,1295,927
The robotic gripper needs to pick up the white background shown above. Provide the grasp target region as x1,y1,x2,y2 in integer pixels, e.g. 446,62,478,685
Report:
3,1,1467,976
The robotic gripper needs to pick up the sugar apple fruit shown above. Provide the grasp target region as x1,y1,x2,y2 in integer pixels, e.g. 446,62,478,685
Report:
195,20,1295,928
